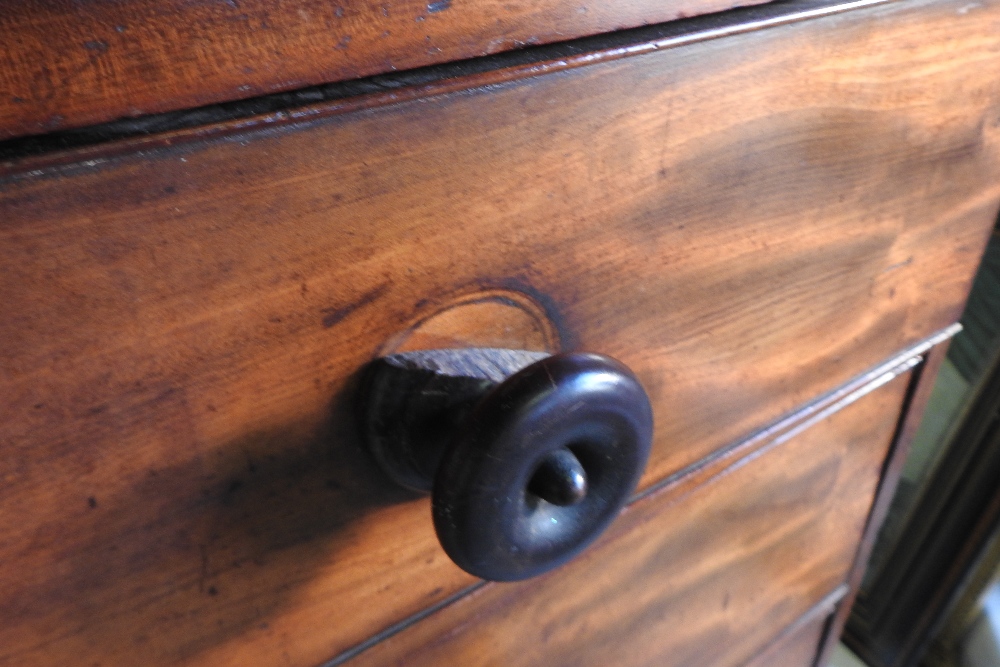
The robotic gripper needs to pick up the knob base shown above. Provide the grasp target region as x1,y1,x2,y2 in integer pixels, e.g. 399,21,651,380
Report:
361,348,550,492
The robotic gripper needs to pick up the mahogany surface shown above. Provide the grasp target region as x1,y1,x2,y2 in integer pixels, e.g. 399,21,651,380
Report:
0,0,771,140
0,0,998,665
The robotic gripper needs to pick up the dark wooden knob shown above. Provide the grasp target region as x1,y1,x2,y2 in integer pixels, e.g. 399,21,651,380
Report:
361,349,654,582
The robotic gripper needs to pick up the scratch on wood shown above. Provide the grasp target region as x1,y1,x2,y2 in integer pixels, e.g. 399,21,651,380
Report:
880,256,914,274
321,282,391,328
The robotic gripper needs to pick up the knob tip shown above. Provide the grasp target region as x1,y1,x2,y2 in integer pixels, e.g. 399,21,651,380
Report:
527,448,588,506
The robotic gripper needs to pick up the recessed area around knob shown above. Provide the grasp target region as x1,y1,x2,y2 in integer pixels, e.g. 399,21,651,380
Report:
381,289,560,355
527,448,588,506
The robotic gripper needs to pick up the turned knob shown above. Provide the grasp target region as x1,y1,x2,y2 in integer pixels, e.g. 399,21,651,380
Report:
360,348,653,582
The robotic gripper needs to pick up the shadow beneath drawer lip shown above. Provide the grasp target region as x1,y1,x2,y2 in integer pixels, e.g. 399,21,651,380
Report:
1,370,428,665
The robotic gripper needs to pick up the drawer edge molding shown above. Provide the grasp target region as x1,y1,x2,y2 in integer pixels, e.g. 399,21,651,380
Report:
632,323,959,507
0,0,898,181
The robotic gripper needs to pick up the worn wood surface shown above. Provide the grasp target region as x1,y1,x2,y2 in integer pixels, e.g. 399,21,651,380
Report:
1,0,999,664
351,371,911,666
0,0,772,140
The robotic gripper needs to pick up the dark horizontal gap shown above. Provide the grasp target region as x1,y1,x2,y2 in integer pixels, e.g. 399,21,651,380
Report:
0,0,854,163
630,333,939,507
319,581,487,667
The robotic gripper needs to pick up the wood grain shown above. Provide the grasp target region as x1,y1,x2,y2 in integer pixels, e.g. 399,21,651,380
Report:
0,0,772,141
351,371,911,666
0,0,998,664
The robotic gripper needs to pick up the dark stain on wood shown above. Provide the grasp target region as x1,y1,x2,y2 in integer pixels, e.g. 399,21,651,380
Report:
321,282,392,328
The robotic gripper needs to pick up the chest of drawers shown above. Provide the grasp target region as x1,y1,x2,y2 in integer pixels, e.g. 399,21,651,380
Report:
2,0,999,665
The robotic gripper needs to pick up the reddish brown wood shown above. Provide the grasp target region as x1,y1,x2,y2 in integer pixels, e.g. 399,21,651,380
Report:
0,0,997,664
351,372,911,666
0,0,774,140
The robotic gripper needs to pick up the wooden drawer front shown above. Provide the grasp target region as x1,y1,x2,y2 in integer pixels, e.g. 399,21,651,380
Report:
350,365,912,666
0,0,774,140
1,0,998,665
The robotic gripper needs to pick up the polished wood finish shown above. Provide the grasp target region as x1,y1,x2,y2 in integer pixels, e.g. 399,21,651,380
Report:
351,371,911,666
3,0,997,488
0,0,772,140
1,0,998,665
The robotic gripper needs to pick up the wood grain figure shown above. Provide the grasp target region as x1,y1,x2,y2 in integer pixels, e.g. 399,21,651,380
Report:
0,0,998,664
